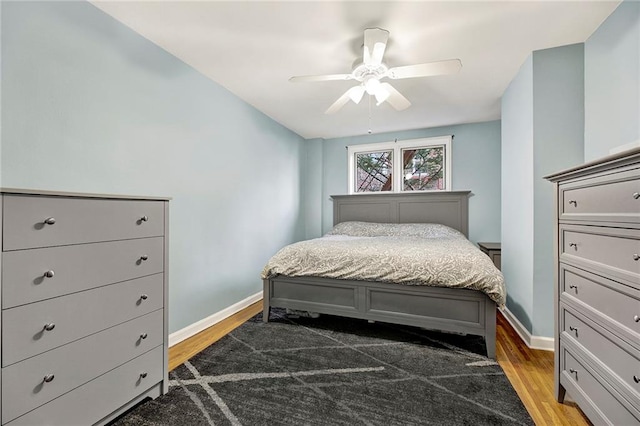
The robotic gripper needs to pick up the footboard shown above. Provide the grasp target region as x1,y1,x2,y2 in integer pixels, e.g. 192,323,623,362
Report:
263,276,496,358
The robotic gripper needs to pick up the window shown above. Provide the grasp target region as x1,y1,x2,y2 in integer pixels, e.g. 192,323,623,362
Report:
347,136,452,194
355,150,393,192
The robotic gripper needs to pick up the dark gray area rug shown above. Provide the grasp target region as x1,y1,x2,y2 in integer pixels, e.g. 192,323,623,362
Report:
112,309,534,426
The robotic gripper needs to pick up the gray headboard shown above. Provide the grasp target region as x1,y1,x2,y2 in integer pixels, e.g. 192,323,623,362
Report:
331,191,471,237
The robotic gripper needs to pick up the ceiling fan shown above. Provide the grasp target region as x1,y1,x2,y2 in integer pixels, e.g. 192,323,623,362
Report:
289,28,462,114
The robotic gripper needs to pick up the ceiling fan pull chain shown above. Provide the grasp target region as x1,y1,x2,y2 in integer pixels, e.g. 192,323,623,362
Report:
368,95,372,134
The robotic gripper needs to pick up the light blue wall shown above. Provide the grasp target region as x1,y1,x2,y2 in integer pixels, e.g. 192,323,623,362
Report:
0,1,2,188
304,138,323,239
532,44,584,337
318,121,502,244
501,2,639,339
585,1,640,161
1,1,307,334
501,56,534,332
501,45,584,338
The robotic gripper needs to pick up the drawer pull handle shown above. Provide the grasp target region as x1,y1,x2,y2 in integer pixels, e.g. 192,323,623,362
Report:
140,372,148,379
568,243,577,249
43,217,56,225
43,374,55,383
140,294,148,301
634,375,640,383
140,255,149,261
568,200,577,206
568,285,577,290
140,215,149,222
43,270,55,278
633,192,640,200
569,369,577,375
140,333,148,340
634,315,639,323
569,326,578,335
634,254,639,261
43,323,56,331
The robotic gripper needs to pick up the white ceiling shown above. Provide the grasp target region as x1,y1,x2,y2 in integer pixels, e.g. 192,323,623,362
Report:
92,1,620,140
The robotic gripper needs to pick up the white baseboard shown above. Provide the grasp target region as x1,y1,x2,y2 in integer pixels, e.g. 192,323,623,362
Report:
168,291,262,347
499,307,554,352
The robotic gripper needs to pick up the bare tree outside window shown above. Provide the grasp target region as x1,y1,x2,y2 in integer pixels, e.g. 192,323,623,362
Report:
356,151,393,192
402,146,445,190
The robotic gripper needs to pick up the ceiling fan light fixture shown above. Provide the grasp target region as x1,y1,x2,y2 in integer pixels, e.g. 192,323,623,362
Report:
363,76,381,95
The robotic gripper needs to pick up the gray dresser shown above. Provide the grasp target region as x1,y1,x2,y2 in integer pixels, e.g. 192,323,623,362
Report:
0,189,170,425
546,148,640,425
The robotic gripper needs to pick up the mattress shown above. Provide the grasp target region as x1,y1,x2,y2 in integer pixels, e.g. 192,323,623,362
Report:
261,222,506,306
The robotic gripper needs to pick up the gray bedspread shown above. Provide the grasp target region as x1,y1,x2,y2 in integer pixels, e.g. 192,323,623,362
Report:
261,222,506,306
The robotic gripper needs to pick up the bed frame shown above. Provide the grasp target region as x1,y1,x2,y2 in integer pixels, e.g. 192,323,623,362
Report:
262,191,497,359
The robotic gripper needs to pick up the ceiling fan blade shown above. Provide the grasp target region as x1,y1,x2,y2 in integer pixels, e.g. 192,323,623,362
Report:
289,74,353,83
325,86,365,114
379,83,411,111
373,86,390,106
387,59,462,80
325,90,352,114
348,85,365,104
363,28,389,66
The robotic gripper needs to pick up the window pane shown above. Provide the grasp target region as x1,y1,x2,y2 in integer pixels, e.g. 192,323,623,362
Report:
402,146,445,191
355,151,393,192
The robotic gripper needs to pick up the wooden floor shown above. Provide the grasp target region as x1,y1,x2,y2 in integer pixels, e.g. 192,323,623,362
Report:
168,300,263,371
169,301,590,425
495,311,590,425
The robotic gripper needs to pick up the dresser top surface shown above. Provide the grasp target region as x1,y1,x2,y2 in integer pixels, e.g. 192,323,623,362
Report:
0,188,171,201
545,147,640,182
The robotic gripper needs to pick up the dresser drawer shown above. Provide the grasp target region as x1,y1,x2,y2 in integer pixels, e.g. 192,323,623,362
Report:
2,237,164,308
2,274,163,366
2,310,163,423
560,224,640,287
560,344,640,425
3,195,164,250
5,346,164,426
561,265,640,343
561,306,640,399
559,169,640,224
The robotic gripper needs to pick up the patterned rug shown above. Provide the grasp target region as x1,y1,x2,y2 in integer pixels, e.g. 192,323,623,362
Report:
112,309,533,426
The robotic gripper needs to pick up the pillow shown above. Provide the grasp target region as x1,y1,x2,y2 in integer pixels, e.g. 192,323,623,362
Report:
325,221,464,239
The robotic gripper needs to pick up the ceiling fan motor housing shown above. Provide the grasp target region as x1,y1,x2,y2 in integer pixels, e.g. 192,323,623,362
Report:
352,63,389,83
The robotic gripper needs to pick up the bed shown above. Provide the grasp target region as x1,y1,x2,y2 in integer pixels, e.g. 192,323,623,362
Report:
261,191,503,359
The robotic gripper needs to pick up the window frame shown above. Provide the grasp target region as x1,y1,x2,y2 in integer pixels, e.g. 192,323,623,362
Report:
347,136,452,194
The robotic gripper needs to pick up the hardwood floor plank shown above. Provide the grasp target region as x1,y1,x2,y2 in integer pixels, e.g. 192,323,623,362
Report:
168,300,262,371
168,301,591,425
495,311,590,425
